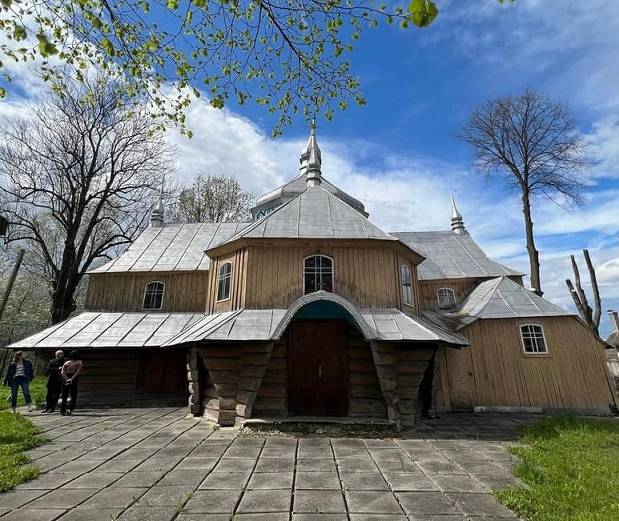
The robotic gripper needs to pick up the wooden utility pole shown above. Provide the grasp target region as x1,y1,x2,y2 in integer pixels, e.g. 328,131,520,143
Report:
0,248,25,322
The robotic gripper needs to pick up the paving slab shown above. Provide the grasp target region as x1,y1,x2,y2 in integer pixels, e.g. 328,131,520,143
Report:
293,490,347,513
0,408,527,521
183,490,243,513
346,490,403,514
56,507,124,521
247,471,294,489
236,489,292,513
26,489,96,510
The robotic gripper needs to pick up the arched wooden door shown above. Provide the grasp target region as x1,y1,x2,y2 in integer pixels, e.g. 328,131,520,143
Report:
288,320,349,416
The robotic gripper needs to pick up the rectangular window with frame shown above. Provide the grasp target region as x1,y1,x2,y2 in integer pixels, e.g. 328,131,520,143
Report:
520,324,548,354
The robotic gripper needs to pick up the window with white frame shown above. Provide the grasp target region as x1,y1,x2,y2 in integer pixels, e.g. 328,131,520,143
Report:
217,262,232,301
143,281,165,310
304,255,333,294
437,287,456,309
400,264,413,306
520,324,548,354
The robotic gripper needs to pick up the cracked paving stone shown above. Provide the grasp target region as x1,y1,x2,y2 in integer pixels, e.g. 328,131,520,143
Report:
396,491,461,516
183,490,242,513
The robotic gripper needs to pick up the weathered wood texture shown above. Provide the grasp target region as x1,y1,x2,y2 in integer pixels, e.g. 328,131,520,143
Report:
206,248,249,314
394,344,434,426
253,322,387,419
75,349,187,406
242,242,419,310
418,279,478,312
438,316,616,412
86,272,209,312
418,275,524,312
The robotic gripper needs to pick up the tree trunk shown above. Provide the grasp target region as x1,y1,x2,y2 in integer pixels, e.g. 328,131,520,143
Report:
0,248,25,321
521,192,542,296
50,271,79,324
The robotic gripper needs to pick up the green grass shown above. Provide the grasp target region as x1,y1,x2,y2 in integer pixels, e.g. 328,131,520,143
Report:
0,376,47,411
496,415,619,521
0,411,46,492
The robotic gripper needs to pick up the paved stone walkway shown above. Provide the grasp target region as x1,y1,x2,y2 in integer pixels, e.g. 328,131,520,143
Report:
0,408,534,520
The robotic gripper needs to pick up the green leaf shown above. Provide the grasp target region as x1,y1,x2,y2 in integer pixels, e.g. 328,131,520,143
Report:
36,34,58,57
0,0,12,8
13,25,27,41
166,0,179,9
407,0,438,28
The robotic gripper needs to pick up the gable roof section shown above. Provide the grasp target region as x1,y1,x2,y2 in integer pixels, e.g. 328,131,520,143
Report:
89,222,249,273
214,185,400,247
452,276,572,326
253,174,367,217
392,231,523,280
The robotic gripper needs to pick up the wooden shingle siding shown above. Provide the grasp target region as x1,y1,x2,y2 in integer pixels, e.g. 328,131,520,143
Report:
439,316,615,411
86,272,209,312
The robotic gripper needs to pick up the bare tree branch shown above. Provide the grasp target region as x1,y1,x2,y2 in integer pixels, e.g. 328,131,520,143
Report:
0,71,174,323
458,90,590,295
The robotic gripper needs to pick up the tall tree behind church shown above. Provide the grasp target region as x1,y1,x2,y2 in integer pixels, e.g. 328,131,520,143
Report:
457,90,589,296
0,72,172,324
173,175,253,224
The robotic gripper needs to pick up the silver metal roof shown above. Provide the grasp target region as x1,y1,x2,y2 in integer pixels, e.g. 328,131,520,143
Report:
89,222,248,273
8,312,201,350
430,276,573,331
217,186,397,245
9,304,468,349
392,231,523,280
162,306,468,346
252,175,367,218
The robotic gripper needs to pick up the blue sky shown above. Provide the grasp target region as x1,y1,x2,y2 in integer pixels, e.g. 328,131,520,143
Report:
1,0,618,335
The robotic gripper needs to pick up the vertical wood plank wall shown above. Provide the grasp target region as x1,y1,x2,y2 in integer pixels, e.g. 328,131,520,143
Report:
86,272,209,312
242,242,419,310
206,248,248,314
438,316,616,411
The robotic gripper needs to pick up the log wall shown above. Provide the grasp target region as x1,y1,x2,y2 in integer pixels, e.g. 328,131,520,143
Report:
74,349,187,406
86,272,209,312
437,316,616,412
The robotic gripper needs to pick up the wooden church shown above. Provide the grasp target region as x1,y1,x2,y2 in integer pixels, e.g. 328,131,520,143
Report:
10,125,616,428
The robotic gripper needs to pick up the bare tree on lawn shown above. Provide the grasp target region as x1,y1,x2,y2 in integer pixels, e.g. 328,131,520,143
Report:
173,174,253,224
457,90,589,296
566,249,602,338
0,72,173,324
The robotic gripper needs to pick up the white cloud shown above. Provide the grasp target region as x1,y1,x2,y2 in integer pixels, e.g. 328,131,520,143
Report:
434,0,619,112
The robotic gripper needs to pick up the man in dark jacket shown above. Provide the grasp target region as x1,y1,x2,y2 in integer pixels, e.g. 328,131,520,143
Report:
4,351,34,413
43,350,64,413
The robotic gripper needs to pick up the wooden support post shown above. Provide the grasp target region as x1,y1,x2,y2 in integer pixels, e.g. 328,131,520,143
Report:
236,342,275,426
370,340,402,431
186,346,201,416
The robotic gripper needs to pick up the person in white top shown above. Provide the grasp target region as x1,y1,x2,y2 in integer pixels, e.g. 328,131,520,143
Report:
60,351,83,415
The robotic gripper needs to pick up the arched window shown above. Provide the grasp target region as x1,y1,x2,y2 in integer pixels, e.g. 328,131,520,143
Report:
143,281,165,310
520,324,548,354
437,287,456,309
400,265,413,306
217,262,232,301
304,255,333,294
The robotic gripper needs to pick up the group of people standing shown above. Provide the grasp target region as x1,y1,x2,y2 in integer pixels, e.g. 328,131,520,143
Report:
3,350,83,415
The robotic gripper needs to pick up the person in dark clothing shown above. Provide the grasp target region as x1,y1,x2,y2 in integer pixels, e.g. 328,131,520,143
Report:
60,351,83,415
43,350,65,413
3,351,34,413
